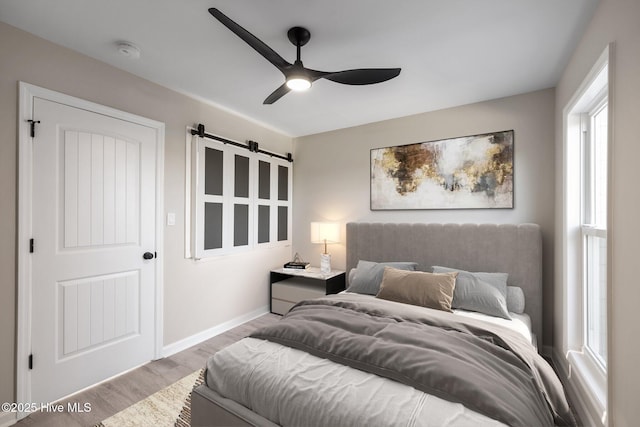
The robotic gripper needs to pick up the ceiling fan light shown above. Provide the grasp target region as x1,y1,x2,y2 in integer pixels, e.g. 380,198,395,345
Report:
286,77,311,91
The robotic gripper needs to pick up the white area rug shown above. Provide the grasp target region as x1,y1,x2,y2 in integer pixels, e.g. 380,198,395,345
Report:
94,369,204,427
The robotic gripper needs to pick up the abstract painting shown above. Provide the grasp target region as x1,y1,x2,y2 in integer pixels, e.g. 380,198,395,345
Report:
370,130,513,210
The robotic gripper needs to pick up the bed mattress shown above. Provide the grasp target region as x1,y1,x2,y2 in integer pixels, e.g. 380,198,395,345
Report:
207,337,505,427
205,295,537,427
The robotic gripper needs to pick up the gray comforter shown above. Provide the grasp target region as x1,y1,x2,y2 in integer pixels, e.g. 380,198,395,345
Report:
250,294,575,427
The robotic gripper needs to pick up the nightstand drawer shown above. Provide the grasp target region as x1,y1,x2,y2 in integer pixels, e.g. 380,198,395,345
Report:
272,279,325,302
271,298,296,316
269,268,346,315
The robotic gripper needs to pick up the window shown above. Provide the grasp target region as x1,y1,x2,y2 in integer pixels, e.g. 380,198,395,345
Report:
581,100,608,368
188,131,292,259
562,46,610,423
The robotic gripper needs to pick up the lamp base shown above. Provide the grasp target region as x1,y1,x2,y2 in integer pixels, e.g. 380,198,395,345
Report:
320,253,331,273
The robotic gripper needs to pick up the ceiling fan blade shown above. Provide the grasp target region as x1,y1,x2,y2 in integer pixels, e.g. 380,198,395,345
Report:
319,68,401,85
209,8,291,72
263,83,291,104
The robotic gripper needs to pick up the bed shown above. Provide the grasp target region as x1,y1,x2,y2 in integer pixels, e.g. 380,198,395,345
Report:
192,223,575,426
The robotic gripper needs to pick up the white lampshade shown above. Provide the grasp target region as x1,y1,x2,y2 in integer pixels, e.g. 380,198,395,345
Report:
310,222,340,245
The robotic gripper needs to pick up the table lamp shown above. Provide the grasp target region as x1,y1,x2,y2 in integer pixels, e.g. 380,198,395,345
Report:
310,222,340,273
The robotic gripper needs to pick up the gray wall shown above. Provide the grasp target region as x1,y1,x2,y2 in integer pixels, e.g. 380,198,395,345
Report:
0,22,292,405
554,0,640,424
292,88,556,346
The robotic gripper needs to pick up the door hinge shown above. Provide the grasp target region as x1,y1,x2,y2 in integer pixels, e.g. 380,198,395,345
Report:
29,354,33,370
29,238,34,253
27,119,40,138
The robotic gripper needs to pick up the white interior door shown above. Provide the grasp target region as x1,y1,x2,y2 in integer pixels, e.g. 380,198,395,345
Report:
29,96,159,404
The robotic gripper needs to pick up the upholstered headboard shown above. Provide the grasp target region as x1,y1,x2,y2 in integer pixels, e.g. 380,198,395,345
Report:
346,223,543,348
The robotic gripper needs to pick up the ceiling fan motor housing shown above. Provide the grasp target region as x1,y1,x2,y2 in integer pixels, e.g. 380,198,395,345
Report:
287,27,311,47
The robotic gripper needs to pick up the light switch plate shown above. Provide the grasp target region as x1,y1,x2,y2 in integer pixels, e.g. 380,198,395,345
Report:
167,212,176,226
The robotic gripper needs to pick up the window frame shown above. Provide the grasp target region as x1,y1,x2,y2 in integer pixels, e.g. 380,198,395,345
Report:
561,45,611,425
579,95,608,372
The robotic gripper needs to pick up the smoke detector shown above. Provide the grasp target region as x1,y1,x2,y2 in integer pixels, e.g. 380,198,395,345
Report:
116,41,141,59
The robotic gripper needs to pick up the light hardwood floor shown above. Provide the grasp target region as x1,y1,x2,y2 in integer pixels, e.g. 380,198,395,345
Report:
15,313,280,427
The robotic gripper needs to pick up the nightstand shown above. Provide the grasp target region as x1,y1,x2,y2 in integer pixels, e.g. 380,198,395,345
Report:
270,267,346,315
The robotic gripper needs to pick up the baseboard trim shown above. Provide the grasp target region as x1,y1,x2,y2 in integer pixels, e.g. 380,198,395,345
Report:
162,305,269,357
552,347,604,427
0,411,17,427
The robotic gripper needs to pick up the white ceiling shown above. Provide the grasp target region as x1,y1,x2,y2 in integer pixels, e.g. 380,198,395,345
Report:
0,0,598,137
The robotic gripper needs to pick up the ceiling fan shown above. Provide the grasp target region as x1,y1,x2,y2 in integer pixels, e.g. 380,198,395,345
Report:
208,8,401,104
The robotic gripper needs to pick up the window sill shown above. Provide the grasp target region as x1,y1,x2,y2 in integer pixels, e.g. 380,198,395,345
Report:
566,350,607,425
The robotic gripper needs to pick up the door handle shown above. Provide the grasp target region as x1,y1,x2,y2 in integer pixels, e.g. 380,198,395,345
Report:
143,252,155,260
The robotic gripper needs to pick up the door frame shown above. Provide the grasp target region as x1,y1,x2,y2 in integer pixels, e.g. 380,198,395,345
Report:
16,82,165,419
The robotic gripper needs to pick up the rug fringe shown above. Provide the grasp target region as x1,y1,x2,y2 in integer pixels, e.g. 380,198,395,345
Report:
175,368,205,427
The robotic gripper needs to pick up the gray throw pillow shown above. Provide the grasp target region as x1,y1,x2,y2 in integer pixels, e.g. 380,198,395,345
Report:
432,266,511,320
347,260,418,295
432,266,508,296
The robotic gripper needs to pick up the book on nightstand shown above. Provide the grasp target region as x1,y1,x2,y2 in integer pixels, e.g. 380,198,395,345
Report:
283,261,310,270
